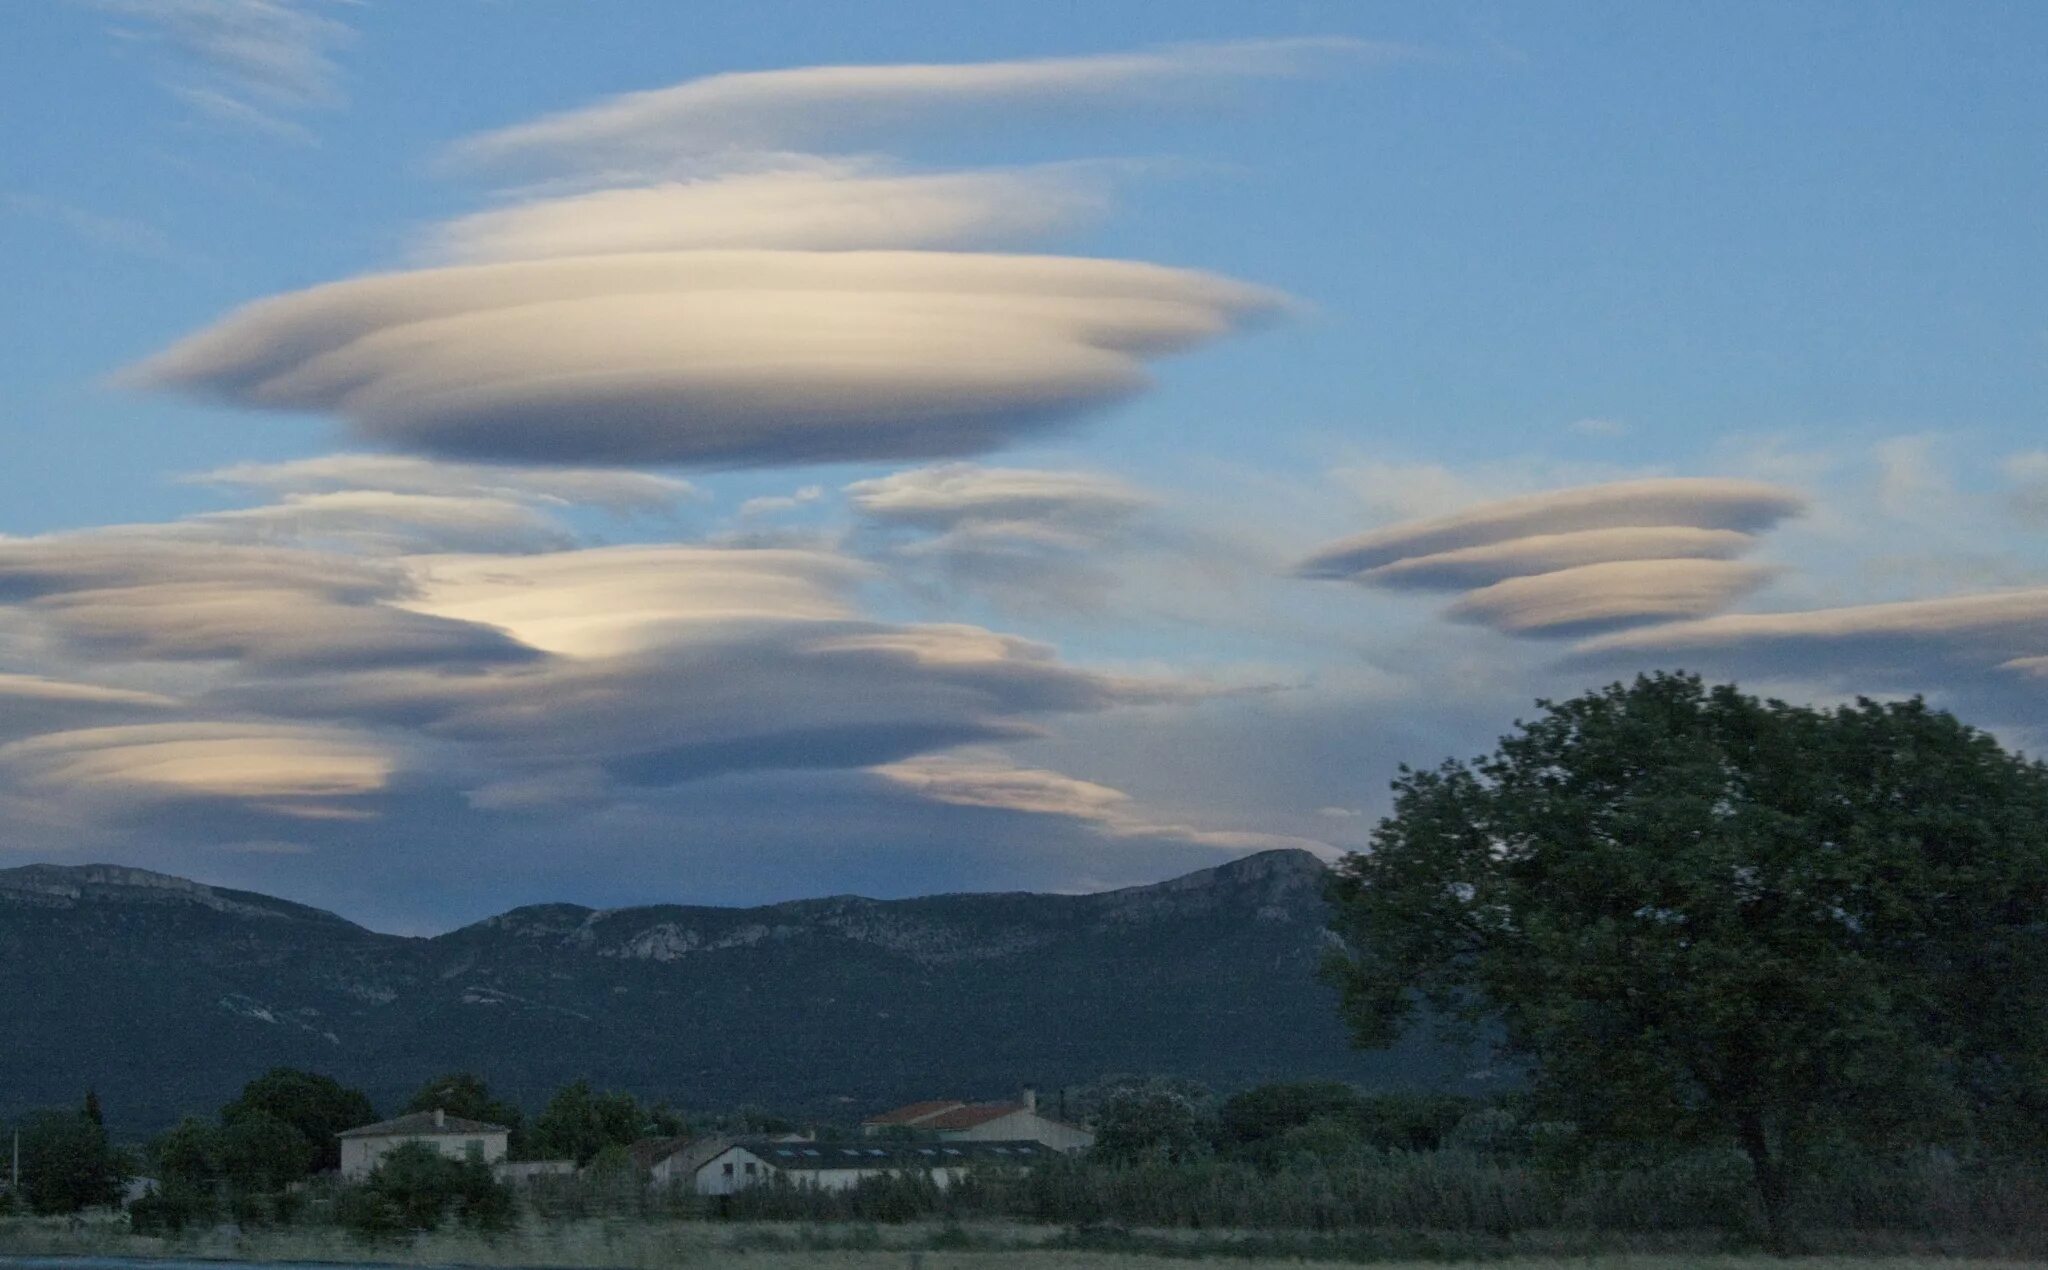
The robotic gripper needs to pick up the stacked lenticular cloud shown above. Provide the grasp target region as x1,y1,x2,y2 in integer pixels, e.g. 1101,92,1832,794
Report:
1296,478,1808,636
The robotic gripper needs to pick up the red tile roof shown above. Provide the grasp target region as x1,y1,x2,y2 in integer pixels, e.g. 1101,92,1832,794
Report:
862,1099,967,1126
920,1102,1025,1130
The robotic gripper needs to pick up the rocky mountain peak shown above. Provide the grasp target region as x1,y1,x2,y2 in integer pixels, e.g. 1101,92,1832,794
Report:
0,861,352,925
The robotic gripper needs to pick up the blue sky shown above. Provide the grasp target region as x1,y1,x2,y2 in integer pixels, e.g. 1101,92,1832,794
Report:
2,2,2045,930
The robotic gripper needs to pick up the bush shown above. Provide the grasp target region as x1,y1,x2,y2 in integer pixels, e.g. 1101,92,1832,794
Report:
129,1182,218,1235
340,1141,517,1236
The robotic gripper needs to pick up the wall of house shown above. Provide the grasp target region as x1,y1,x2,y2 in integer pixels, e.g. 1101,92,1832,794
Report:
693,1146,776,1195
938,1111,1094,1153
802,1165,971,1192
693,1151,982,1195
340,1131,508,1180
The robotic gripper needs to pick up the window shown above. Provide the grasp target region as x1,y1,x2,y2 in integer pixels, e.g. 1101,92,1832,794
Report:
722,1162,734,1176
466,1139,484,1160
744,1162,756,1175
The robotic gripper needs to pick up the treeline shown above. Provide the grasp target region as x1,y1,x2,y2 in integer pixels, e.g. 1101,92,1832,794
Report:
523,1080,2048,1247
1,1068,644,1232
10,1067,2047,1251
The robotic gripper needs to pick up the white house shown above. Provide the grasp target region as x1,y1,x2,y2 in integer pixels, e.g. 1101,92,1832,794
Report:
629,1135,737,1187
689,1138,1054,1195
861,1087,1094,1154
337,1109,510,1180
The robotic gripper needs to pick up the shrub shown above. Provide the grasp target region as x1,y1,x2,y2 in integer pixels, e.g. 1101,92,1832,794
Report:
341,1141,517,1235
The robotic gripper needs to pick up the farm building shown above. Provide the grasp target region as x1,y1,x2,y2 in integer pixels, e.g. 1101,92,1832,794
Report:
862,1087,1093,1153
690,1137,1054,1194
337,1109,510,1180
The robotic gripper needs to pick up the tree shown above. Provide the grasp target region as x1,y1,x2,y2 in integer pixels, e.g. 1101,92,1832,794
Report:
81,1091,103,1128
221,1068,376,1174
1324,673,2048,1248
151,1116,224,1187
218,1110,314,1194
1089,1089,1209,1166
405,1072,524,1144
341,1141,514,1235
138,1117,225,1233
16,1108,128,1214
526,1080,653,1166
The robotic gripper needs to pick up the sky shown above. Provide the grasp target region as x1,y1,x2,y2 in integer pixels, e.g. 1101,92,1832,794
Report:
1,1,2045,932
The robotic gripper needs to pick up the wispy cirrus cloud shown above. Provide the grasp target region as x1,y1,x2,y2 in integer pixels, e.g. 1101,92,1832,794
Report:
873,752,1335,857
83,0,354,141
449,38,1398,174
847,463,1162,612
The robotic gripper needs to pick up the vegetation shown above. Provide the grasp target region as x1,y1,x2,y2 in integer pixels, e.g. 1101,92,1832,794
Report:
406,1071,527,1146
526,1079,683,1166
9,672,2048,1267
1324,673,2048,1248
221,1067,378,1174
336,1141,515,1237
12,1097,128,1214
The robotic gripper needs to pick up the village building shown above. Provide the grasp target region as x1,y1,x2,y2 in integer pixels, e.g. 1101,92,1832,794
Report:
861,1087,1094,1154
627,1134,738,1187
337,1109,510,1180
689,1137,1054,1195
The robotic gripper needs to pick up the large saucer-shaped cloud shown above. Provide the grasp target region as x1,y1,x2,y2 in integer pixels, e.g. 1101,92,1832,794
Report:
1296,477,1806,636
129,251,1279,467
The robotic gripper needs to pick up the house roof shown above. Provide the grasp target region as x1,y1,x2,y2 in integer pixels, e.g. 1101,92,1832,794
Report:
337,1111,509,1139
920,1101,1028,1130
710,1138,1055,1172
861,1099,967,1126
626,1135,694,1169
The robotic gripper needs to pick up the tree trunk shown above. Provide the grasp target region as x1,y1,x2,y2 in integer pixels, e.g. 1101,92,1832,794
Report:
1737,1110,1793,1255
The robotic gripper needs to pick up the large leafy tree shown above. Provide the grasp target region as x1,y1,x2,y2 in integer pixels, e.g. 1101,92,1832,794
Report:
220,1068,377,1174
16,1107,128,1214
1088,1089,1209,1166
1325,673,2048,1247
218,1110,315,1194
525,1080,654,1166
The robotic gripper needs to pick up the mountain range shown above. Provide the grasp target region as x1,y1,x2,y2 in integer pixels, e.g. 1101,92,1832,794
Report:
0,849,1480,1136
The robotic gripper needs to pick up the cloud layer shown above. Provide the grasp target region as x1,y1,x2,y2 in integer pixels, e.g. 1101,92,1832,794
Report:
1572,587,2048,690
129,43,1332,468
1298,478,1806,636
131,252,1279,466
451,39,1384,174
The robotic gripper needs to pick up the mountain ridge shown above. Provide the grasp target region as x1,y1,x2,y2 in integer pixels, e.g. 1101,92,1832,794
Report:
0,848,1477,1136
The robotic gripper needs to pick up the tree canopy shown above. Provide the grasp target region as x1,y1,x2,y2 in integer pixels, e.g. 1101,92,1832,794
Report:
1324,672,2048,1245
16,1106,128,1214
405,1072,524,1143
220,1068,376,1174
525,1080,672,1165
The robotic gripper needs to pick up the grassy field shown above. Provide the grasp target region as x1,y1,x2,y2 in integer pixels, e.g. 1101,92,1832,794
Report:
4,1215,2046,1270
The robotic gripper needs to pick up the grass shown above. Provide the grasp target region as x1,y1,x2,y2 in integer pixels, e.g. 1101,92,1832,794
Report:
3,1214,2046,1270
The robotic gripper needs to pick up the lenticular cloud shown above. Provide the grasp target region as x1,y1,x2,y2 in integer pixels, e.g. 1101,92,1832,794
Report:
129,251,1278,467
128,45,1308,468
1297,478,1808,636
